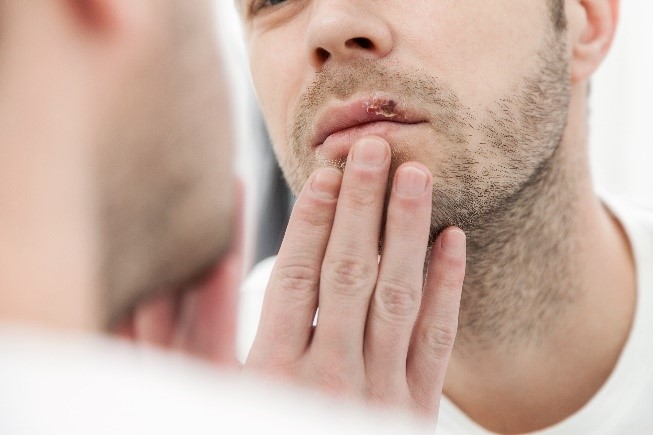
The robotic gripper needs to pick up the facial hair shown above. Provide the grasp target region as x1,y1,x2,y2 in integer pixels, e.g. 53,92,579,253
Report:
279,33,574,347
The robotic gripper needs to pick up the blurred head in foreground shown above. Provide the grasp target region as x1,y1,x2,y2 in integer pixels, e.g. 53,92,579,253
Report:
0,0,237,357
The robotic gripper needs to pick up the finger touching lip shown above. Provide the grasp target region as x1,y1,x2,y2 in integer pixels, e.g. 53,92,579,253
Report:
311,93,428,162
312,94,427,148
316,121,427,164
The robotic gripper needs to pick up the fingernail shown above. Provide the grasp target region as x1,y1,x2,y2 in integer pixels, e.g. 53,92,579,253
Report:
395,166,429,197
311,168,341,199
441,228,466,257
352,138,387,168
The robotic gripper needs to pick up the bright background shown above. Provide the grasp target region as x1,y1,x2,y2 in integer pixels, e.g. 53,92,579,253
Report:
589,1,653,209
216,0,653,268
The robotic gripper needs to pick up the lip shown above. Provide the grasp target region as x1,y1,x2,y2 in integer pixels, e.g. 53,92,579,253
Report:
310,93,428,156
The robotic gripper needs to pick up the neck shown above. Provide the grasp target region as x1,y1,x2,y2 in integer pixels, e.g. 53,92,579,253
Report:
443,87,637,433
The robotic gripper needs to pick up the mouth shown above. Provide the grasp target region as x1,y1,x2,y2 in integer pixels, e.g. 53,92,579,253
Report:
310,93,428,159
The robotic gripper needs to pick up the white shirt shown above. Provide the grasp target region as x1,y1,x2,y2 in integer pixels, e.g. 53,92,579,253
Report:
238,197,653,434
0,329,432,435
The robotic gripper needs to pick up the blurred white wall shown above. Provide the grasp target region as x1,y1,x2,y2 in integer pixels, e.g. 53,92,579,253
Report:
215,1,264,270
590,2,653,209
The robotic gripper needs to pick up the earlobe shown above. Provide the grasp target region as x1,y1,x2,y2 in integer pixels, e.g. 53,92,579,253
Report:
570,0,619,83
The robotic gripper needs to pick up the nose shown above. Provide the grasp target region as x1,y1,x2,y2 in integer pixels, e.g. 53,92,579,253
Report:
305,1,393,70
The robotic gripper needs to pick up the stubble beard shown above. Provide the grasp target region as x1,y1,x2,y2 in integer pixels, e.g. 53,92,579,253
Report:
280,32,575,348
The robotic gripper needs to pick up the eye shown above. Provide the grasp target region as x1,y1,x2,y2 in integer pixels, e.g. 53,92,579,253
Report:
250,0,288,16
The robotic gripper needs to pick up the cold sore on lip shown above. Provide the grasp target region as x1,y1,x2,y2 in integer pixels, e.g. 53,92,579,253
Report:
365,97,399,118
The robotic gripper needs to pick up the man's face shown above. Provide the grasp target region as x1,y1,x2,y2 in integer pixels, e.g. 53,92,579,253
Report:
99,0,234,325
244,0,571,240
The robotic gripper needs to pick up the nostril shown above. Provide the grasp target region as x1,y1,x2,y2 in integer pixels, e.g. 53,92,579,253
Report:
315,47,330,63
346,37,374,50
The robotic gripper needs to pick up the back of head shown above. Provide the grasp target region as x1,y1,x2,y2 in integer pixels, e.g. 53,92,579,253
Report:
0,0,236,341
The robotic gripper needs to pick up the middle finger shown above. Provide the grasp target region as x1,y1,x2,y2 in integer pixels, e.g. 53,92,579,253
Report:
312,136,390,358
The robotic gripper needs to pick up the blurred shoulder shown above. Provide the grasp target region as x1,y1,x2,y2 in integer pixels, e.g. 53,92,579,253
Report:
0,327,432,435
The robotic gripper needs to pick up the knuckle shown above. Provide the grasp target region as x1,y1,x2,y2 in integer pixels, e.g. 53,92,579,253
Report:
375,279,420,319
273,262,319,301
316,370,350,395
366,385,410,408
442,249,467,272
418,321,458,360
440,270,465,293
312,358,361,396
244,353,279,373
393,190,425,209
434,258,466,291
325,255,376,292
294,199,334,228
344,184,378,208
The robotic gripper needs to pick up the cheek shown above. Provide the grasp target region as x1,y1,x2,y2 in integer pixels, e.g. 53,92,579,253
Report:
249,36,303,152
400,2,549,107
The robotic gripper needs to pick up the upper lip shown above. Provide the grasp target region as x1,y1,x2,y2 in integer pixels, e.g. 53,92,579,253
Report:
310,94,427,148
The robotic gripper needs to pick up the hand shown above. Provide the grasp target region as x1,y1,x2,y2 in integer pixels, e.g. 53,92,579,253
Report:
245,136,466,420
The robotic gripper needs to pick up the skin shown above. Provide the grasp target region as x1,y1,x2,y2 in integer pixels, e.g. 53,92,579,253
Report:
0,2,466,431
246,139,467,419
241,0,637,432
0,0,239,365
97,0,236,328
0,3,465,417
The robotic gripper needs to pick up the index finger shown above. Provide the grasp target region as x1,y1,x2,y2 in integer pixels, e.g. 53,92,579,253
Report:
247,168,342,365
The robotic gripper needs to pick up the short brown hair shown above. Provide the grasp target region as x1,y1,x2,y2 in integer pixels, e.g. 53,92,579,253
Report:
549,0,567,31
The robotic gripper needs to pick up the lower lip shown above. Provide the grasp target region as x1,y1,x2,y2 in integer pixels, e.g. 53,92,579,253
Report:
316,121,425,161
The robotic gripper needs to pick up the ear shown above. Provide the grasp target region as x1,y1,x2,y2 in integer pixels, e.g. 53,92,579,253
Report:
64,0,148,36
66,0,114,31
568,0,620,83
